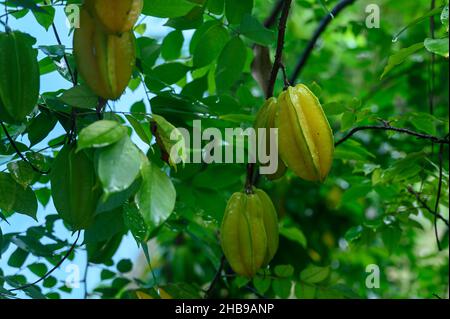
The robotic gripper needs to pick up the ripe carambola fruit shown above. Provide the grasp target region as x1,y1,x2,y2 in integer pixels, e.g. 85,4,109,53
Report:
73,8,136,100
254,97,287,180
86,0,143,34
0,31,40,124
50,144,101,230
220,188,279,277
277,84,334,182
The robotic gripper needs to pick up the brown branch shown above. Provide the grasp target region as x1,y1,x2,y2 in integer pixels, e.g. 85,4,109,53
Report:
433,143,445,250
289,0,356,83
335,124,449,147
0,121,50,175
9,231,81,292
407,187,449,227
266,0,292,99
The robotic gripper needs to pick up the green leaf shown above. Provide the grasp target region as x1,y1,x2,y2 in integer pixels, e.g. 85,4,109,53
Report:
300,265,330,284
341,111,357,131
27,112,57,146
161,31,184,60
272,278,291,298
323,101,348,116
32,5,55,30
152,114,187,168
193,24,229,68
240,15,275,46
424,37,449,57
253,276,271,295
274,265,294,278
295,282,316,299
43,276,57,288
225,0,253,24
7,161,39,188
77,120,128,152
28,263,48,277
96,179,141,214
84,209,125,244
136,37,160,73
123,202,150,243
125,115,152,146
207,0,225,15
215,36,247,92
101,269,116,280
8,248,29,268
279,226,307,248
381,42,424,79
117,259,133,273
97,136,142,196
165,6,204,30
142,0,197,18
59,85,98,109
135,160,176,232
0,173,38,220
150,62,190,87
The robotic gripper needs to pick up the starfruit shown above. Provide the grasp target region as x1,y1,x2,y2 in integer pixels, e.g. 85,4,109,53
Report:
50,143,101,230
276,84,334,182
220,188,279,277
0,31,40,124
73,7,136,100
254,97,287,180
86,0,143,34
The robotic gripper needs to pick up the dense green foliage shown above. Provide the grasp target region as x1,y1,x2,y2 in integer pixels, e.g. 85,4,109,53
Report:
0,0,448,299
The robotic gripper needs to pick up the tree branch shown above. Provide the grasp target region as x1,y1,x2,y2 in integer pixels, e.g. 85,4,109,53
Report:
407,186,449,227
289,0,356,83
335,124,449,147
9,231,81,293
266,0,292,99
0,121,50,175
433,143,445,250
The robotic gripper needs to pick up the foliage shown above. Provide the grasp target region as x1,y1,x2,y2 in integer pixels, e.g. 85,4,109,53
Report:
0,0,448,299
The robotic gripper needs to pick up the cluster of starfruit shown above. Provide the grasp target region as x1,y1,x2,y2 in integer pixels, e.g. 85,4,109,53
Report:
220,188,279,277
255,84,335,182
220,84,334,277
74,0,143,100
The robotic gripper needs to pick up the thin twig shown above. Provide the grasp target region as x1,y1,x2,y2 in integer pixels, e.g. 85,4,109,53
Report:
9,231,81,292
433,143,444,250
407,187,449,227
50,0,75,85
0,121,50,175
266,0,292,99
205,255,226,298
289,0,356,83
83,256,89,299
335,124,449,147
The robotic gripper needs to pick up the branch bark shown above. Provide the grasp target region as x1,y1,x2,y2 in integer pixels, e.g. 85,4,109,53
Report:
335,124,449,147
266,0,293,99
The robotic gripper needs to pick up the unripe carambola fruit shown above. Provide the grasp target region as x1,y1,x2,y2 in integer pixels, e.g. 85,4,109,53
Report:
276,84,334,182
50,143,101,230
254,97,287,180
73,8,136,100
0,31,40,124
220,188,279,277
86,0,143,34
